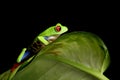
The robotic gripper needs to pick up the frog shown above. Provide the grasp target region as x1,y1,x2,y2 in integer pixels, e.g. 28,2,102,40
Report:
8,23,68,80
17,23,68,63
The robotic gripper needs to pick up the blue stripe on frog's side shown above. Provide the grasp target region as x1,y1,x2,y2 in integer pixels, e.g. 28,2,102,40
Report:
44,36,49,41
21,51,30,62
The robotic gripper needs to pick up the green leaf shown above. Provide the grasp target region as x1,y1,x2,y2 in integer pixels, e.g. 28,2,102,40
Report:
0,31,110,80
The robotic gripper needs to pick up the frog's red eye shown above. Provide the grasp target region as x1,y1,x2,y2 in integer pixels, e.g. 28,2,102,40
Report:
55,26,61,32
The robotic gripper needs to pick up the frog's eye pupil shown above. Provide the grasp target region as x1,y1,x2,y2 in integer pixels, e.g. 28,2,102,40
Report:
55,26,61,32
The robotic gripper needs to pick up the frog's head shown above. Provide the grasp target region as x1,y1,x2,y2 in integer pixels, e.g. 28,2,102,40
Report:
54,23,68,35
46,23,68,42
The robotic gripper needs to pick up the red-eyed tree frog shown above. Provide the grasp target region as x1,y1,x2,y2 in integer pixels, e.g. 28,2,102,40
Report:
17,23,68,63
8,23,68,80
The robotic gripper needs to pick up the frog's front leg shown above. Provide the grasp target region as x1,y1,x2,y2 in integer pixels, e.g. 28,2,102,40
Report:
37,36,49,45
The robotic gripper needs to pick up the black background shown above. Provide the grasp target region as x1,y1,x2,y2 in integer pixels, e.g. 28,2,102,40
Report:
0,9,117,80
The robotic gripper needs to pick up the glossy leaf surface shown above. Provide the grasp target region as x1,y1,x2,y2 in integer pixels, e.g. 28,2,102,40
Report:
0,31,110,80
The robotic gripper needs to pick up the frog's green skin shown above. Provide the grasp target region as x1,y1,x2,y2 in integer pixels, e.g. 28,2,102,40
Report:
36,23,68,45
8,23,68,80
17,23,68,63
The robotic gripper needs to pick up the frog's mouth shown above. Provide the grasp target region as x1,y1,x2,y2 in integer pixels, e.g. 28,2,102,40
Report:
47,34,60,43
